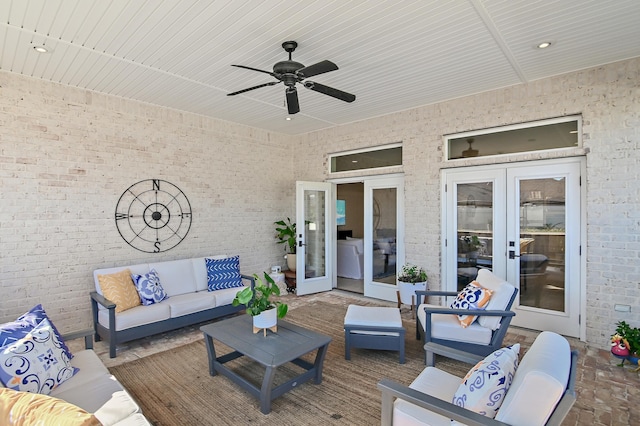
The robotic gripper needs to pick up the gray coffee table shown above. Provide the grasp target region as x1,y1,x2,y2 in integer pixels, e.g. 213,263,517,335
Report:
201,315,332,414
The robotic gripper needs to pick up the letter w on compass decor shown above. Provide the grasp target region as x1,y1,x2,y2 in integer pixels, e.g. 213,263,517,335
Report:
115,179,192,253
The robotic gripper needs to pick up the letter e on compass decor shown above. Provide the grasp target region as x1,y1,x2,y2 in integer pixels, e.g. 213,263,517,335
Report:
115,179,192,253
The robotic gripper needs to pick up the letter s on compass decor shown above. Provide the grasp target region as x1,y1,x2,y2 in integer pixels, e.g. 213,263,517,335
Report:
114,179,192,253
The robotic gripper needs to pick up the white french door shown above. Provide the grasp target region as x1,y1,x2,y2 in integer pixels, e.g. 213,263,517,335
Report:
364,176,405,301
443,158,584,337
295,181,335,295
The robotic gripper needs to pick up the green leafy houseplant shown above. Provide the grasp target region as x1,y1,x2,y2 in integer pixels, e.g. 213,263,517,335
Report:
397,263,428,283
232,272,288,319
275,218,298,254
613,321,640,356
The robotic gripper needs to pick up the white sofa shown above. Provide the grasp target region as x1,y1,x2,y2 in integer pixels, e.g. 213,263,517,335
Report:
337,239,364,279
91,256,254,358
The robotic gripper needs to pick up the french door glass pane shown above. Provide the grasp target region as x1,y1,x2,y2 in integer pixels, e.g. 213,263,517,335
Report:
304,190,326,278
371,188,397,284
519,178,565,311
457,182,493,291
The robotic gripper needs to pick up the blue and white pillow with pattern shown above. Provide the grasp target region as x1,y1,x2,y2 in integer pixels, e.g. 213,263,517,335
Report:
131,269,169,306
0,318,78,395
0,304,73,360
452,344,520,418
206,256,244,291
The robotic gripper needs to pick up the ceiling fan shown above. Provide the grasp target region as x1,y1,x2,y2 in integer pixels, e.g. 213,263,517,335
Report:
227,41,356,114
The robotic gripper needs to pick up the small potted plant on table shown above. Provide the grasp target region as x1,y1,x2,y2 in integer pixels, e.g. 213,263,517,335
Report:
397,263,428,317
232,272,288,336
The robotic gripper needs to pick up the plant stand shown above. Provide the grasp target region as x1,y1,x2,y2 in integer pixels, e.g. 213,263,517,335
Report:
397,281,427,319
254,324,278,337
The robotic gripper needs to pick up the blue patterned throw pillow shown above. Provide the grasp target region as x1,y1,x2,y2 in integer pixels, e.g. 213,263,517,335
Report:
452,344,520,418
131,269,169,306
0,318,79,395
206,256,244,291
0,304,73,360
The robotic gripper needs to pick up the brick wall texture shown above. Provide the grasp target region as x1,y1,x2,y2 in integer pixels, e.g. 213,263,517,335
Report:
1,57,638,351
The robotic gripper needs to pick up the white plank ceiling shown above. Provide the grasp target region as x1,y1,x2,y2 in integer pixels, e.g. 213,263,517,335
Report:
1,0,639,135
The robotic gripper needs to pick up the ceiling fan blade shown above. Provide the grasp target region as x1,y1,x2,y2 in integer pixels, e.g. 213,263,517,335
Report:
296,60,338,79
303,81,356,103
231,64,277,78
227,81,279,96
286,87,300,114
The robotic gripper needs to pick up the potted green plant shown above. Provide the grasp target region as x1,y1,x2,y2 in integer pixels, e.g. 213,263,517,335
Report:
397,263,428,313
232,272,288,333
611,321,640,367
275,217,298,271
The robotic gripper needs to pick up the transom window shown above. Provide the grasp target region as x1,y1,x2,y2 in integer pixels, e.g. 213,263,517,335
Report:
446,116,581,161
330,144,402,173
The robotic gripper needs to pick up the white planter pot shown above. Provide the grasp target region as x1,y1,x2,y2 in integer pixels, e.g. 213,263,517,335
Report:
253,308,278,330
397,280,428,305
286,253,296,272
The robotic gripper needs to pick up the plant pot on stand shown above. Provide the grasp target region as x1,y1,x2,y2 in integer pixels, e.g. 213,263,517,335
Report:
253,308,278,336
286,253,296,272
397,280,428,318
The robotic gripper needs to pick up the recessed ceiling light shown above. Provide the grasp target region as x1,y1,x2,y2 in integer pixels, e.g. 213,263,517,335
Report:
33,45,50,53
351,160,358,163
569,130,578,134
537,42,552,49
285,116,292,121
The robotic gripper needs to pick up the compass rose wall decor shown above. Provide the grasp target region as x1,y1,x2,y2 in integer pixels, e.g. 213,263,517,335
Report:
115,179,192,253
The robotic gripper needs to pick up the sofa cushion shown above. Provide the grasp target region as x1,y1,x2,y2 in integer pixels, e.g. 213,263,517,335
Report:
166,292,216,318
417,304,493,345
93,389,143,426
50,350,110,394
495,332,570,425
206,256,244,291
0,318,78,395
149,259,197,296
0,388,100,426
192,256,227,292
98,303,171,332
1,304,73,360
50,373,130,414
211,286,248,307
393,367,462,426
449,281,492,328
97,269,141,313
131,269,169,306
452,344,520,418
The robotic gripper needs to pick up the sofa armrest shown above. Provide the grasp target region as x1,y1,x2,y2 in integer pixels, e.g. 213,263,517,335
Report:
90,291,116,309
241,274,256,290
422,306,516,318
378,378,508,426
61,329,94,350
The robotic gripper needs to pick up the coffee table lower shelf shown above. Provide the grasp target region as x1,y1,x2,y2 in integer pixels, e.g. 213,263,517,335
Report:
201,315,332,414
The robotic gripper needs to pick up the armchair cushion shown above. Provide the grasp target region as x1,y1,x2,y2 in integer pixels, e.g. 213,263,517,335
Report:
417,307,493,345
452,344,520,418
449,281,492,328
475,269,516,330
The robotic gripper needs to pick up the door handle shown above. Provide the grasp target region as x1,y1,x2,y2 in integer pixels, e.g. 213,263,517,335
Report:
509,250,520,259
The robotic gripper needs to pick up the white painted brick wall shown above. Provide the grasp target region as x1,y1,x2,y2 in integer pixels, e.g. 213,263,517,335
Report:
0,71,295,332
1,57,638,351
296,58,640,351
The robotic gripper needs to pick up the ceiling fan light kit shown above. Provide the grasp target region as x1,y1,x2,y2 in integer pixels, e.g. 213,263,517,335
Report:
228,41,356,115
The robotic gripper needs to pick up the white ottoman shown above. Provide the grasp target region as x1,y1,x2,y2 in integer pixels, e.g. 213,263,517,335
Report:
344,305,405,364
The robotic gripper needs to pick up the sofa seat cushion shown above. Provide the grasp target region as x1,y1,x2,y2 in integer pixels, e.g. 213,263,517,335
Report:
112,413,151,426
98,303,171,331
50,372,128,414
50,350,110,394
417,304,493,345
93,389,145,426
211,286,248,307
0,388,101,425
393,367,461,426
167,292,215,318
149,259,197,297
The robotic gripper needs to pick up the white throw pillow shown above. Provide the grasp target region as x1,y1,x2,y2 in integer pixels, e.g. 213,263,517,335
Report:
451,344,520,418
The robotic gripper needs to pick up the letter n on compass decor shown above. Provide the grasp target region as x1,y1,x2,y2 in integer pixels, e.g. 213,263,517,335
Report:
114,179,192,253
